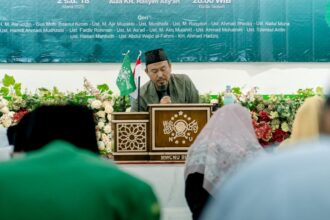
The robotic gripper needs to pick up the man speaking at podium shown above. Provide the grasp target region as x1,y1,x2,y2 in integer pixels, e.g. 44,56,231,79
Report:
131,48,199,112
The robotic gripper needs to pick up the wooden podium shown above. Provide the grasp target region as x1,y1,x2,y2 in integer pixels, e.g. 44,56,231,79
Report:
112,104,212,162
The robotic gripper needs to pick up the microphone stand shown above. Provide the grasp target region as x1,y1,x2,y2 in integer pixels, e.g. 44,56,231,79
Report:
137,76,141,112
137,50,142,112
122,96,126,112
159,84,168,99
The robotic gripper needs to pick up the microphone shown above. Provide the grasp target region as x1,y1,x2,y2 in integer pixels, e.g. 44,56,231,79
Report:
159,84,168,99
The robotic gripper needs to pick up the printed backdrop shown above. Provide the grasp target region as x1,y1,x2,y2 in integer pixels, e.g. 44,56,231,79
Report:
0,0,330,62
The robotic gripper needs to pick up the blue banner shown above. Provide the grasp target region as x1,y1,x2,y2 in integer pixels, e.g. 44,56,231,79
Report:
0,0,329,62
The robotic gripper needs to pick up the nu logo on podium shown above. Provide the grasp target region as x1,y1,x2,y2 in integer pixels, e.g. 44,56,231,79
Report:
163,110,199,145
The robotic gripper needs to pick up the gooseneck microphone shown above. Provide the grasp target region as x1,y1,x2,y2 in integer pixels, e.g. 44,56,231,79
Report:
159,84,168,99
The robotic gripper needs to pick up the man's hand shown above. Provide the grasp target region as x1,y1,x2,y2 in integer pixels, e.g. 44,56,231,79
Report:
160,96,172,104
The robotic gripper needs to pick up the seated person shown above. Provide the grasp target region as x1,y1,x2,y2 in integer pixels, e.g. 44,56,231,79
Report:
0,105,160,220
131,48,199,112
200,96,330,220
184,104,264,220
0,126,12,161
279,96,324,149
201,146,330,220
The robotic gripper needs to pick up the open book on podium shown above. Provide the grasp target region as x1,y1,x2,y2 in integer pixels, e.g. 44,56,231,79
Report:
111,104,212,163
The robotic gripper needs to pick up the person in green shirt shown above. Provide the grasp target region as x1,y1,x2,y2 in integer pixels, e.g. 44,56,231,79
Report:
0,105,160,220
131,48,199,112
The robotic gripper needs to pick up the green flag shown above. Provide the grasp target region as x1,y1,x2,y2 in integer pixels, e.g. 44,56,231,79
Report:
116,53,136,96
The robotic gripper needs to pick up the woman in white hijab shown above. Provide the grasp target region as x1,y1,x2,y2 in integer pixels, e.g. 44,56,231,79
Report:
184,103,264,220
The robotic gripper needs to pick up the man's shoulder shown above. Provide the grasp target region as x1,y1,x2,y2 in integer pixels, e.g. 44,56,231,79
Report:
171,74,195,88
171,73,191,81
139,80,153,96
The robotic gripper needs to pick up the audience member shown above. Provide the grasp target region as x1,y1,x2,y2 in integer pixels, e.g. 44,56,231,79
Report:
0,105,160,220
184,104,264,220
279,96,324,149
14,105,99,153
131,48,199,112
200,95,330,220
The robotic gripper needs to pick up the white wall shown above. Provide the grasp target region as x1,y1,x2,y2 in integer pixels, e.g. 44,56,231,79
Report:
0,62,329,95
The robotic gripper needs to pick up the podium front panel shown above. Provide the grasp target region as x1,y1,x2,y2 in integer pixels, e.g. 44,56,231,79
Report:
150,105,211,151
112,112,150,161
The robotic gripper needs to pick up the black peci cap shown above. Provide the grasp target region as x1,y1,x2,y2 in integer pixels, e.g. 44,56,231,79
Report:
145,48,168,65
14,105,99,154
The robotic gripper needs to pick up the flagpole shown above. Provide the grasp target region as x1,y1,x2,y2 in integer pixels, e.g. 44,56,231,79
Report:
122,96,126,112
121,50,129,112
137,50,142,112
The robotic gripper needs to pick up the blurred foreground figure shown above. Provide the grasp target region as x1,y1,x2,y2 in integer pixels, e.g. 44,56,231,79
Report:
279,96,324,149
6,125,16,146
201,96,330,220
14,105,99,153
184,104,264,220
0,105,160,220
201,145,330,220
